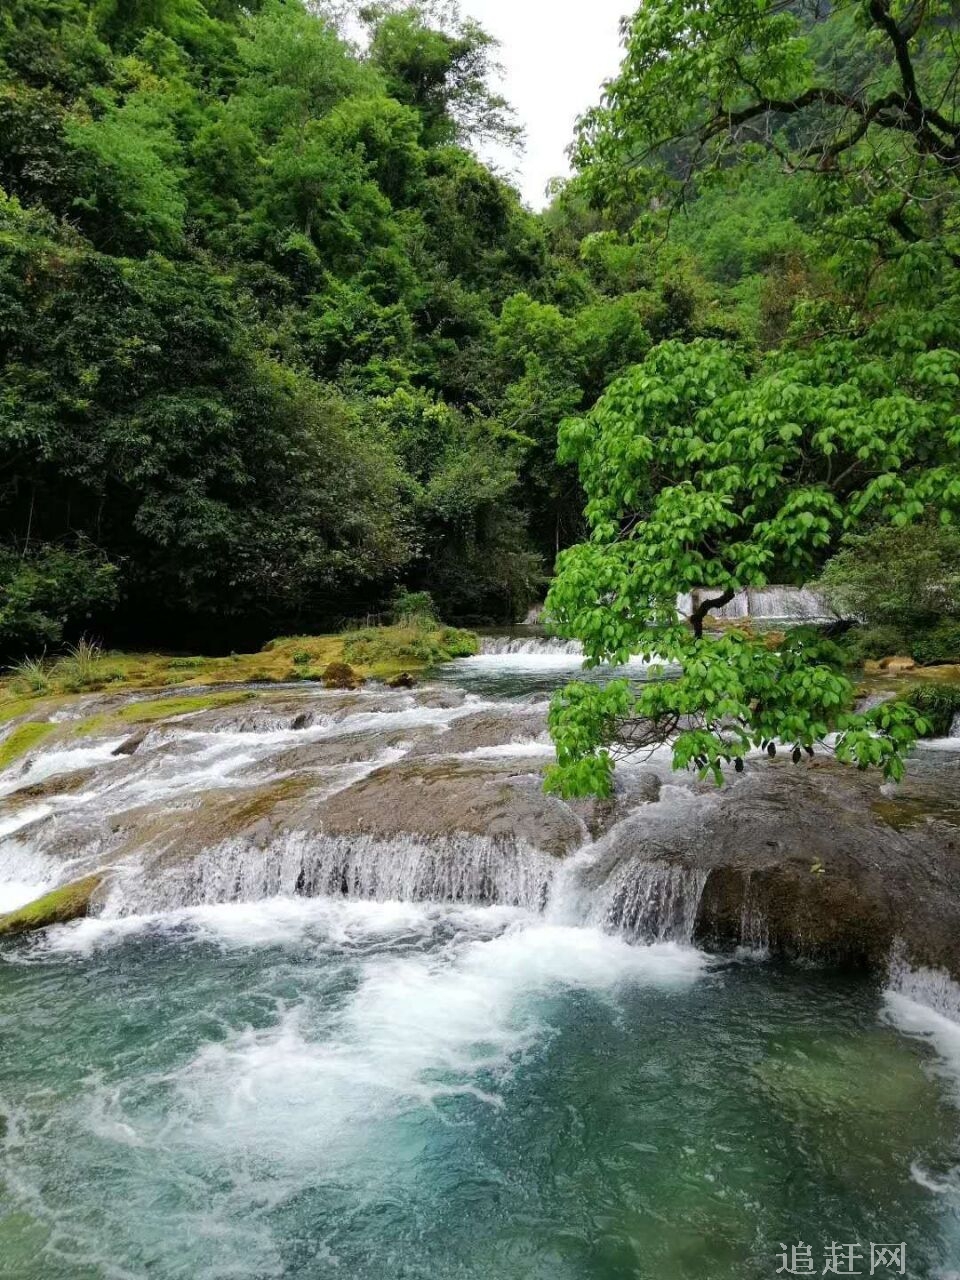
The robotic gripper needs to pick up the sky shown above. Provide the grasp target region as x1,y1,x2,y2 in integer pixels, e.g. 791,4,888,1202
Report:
462,1,630,208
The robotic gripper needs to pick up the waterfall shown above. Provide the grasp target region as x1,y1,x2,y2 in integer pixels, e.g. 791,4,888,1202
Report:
583,861,708,944
887,948,960,1022
738,874,770,954
480,636,584,656
94,830,716,948
678,586,831,623
951,711,960,739
101,832,558,917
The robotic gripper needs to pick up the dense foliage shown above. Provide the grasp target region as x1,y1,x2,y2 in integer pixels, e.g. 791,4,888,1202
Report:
546,0,960,795
0,0,655,656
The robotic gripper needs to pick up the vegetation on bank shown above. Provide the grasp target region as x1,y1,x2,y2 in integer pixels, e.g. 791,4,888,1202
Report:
0,0,676,657
1,623,475,703
0,619,479,769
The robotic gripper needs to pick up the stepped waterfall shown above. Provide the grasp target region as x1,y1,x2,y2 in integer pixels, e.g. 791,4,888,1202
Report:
1,636,960,1279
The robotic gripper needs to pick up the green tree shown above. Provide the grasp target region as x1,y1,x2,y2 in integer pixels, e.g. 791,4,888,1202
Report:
363,2,521,149
544,0,960,795
545,328,957,796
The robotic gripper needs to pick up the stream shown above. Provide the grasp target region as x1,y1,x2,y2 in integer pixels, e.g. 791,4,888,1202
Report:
1,639,960,1279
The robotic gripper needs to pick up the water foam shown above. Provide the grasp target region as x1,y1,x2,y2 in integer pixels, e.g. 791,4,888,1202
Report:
884,951,960,1104
100,832,558,917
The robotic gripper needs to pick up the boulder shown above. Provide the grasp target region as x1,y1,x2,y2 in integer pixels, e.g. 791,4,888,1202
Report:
871,655,918,673
0,875,102,937
591,758,960,975
322,662,363,690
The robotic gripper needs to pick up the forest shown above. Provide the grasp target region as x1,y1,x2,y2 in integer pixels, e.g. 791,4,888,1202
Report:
0,0,659,655
1,0,958,710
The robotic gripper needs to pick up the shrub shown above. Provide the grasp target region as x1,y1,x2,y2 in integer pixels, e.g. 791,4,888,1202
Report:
392,589,438,627
839,625,913,666
0,544,118,663
910,621,960,666
816,518,960,627
904,685,960,737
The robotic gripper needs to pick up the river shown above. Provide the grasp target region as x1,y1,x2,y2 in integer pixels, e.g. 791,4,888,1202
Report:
1,639,959,1279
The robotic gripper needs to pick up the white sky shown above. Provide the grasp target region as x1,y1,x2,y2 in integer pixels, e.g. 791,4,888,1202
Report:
463,1,630,207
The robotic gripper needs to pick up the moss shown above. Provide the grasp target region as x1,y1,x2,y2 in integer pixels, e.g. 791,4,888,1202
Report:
342,624,478,674
0,626,477,715
0,721,56,771
0,875,102,937
73,690,254,739
322,661,362,690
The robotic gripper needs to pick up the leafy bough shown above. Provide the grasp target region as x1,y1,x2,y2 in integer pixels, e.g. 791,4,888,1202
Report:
544,337,956,798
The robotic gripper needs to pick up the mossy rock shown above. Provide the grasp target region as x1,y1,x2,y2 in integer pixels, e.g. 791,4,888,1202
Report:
0,721,56,771
0,875,102,937
322,662,363,690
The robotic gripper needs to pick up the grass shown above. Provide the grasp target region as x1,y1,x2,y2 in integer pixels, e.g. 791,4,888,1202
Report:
0,721,56,771
0,624,479,729
0,875,102,937
10,654,49,694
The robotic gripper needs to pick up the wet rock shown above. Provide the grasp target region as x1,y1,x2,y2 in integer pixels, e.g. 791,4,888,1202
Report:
0,874,103,937
406,706,549,758
571,768,663,839
408,686,466,710
113,729,149,757
308,757,587,856
386,672,416,689
595,759,960,976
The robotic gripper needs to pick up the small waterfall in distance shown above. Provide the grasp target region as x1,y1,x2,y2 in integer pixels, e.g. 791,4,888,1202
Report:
480,636,584,656
678,586,831,622
506,586,833,651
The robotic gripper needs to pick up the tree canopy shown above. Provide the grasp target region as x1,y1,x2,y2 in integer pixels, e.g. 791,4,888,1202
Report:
0,0,654,655
545,0,960,796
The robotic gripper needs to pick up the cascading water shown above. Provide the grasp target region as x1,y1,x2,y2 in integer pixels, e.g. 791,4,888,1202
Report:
583,861,708,943
3,673,960,1278
677,586,832,622
479,635,584,656
952,711,960,739
103,832,558,917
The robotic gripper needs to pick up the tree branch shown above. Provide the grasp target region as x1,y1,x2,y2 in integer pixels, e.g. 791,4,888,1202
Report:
689,588,737,639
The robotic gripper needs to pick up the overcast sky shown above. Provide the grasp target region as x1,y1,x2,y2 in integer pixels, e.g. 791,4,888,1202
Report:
463,1,630,207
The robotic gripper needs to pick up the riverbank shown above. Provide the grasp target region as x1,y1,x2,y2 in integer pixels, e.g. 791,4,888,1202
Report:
0,624,478,740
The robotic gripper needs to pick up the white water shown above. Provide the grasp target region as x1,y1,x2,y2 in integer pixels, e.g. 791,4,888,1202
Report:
480,636,584,656
952,711,960,739
102,832,559,917
677,586,831,622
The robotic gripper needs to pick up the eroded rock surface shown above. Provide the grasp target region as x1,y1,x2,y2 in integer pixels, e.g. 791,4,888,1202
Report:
1,677,959,978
